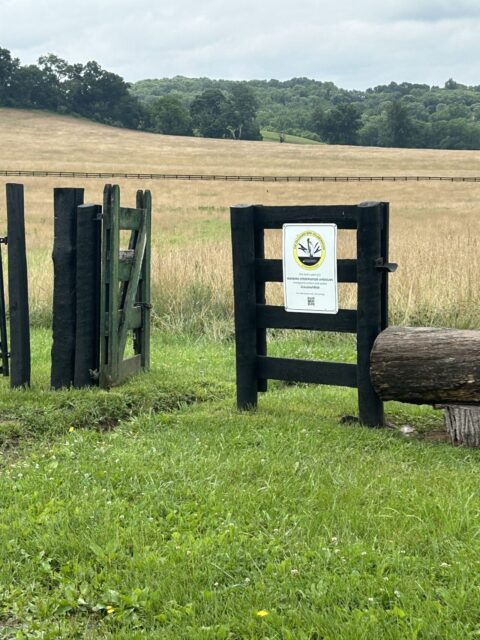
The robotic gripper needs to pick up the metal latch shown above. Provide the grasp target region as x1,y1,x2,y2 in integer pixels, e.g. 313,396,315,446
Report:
375,258,397,273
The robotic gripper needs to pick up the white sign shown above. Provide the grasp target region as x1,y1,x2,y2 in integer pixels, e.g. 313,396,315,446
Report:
282,223,338,314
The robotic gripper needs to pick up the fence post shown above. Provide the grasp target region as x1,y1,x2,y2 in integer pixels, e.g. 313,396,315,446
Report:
0,241,9,377
254,225,268,392
231,205,258,409
73,204,101,387
356,202,384,427
6,184,30,388
51,187,84,388
99,185,120,388
380,202,390,331
137,189,151,372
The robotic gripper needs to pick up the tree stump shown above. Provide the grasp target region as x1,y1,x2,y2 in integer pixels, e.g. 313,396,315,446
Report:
444,406,480,447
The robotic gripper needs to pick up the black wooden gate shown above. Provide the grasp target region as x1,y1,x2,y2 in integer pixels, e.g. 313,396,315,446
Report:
230,202,396,427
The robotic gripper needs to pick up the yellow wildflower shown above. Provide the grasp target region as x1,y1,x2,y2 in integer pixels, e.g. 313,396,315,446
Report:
256,610,269,617
69,426,75,432
106,605,115,615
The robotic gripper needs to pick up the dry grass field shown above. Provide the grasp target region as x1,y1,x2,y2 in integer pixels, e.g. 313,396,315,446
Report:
1,107,479,332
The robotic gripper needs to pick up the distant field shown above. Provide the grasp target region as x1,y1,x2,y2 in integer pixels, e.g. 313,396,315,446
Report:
1,107,480,330
260,129,321,144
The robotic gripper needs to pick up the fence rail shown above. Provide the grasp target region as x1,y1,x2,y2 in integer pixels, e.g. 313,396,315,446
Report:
1,170,480,183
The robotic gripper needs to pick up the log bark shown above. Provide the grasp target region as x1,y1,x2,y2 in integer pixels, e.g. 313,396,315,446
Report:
370,326,480,405
444,406,480,447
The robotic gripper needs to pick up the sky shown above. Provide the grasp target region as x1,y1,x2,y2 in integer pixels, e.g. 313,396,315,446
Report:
1,0,480,89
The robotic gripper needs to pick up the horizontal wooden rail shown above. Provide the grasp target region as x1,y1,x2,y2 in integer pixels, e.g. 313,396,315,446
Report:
254,205,359,229
2,170,480,183
256,305,357,332
119,207,143,229
255,258,357,283
257,356,357,387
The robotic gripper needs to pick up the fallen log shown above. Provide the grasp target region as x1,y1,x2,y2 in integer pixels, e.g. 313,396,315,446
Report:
370,326,480,405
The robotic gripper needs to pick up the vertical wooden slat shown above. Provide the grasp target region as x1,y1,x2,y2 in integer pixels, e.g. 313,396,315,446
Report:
51,188,84,388
356,202,384,427
99,185,120,388
254,225,267,392
0,242,9,376
74,204,101,387
99,186,110,388
138,190,151,371
380,202,390,331
231,205,258,409
6,184,30,388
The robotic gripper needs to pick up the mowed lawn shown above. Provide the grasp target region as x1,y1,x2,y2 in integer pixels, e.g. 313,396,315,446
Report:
1,329,480,639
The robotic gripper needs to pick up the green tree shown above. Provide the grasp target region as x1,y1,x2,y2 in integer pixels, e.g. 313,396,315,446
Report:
0,48,20,105
190,89,230,138
148,95,192,135
313,103,361,144
224,83,261,140
382,100,415,147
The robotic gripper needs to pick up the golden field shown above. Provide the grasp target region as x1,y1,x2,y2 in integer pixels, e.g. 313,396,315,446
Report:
1,107,479,332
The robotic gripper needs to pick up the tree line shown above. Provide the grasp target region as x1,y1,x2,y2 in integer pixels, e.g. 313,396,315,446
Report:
134,76,480,150
0,48,260,140
3,47,480,149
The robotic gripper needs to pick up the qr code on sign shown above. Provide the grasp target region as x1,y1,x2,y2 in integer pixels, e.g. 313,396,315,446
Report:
307,297,315,306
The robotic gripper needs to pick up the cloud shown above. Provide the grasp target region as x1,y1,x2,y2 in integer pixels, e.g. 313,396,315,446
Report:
1,0,480,88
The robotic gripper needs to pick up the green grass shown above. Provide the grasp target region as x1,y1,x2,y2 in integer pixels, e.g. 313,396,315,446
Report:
261,130,322,145
3,329,480,639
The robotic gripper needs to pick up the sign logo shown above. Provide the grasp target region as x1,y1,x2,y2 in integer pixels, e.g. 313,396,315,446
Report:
293,230,326,270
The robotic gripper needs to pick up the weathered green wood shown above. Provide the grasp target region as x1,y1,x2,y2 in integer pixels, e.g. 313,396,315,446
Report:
118,354,142,384
99,185,151,388
99,184,120,388
138,190,151,371
118,261,133,282
117,217,147,359
102,305,142,334
99,186,109,387
119,207,143,229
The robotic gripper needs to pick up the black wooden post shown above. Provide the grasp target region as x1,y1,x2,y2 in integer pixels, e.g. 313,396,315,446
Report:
356,202,384,427
254,225,267,392
231,205,258,409
380,202,390,331
0,241,9,376
6,183,30,388
51,187,84,388
73,204,101,387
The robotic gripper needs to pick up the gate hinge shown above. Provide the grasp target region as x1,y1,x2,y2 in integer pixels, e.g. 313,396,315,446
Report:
375,258,397,273
0,237,7,245
136,302,152,309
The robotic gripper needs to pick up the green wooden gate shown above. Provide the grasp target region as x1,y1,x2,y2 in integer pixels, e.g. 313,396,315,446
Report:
99,185,151,388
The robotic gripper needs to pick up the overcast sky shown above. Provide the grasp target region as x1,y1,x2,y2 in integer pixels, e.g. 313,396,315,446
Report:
1,0,480,89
